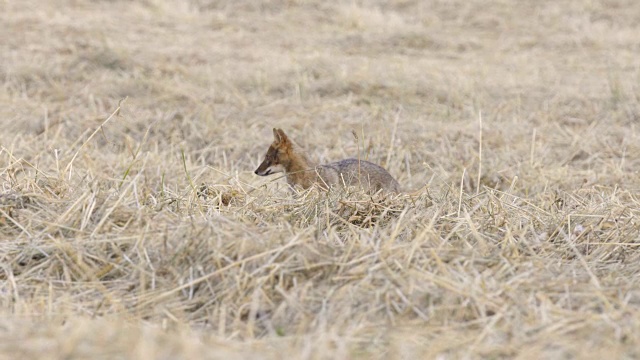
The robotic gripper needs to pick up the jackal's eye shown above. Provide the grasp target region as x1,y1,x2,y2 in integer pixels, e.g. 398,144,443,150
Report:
267,148,279,163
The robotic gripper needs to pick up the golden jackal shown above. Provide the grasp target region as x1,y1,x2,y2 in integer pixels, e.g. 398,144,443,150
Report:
255,128,400,193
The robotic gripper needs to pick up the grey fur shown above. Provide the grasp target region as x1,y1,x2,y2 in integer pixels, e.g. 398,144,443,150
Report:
315,158,400,193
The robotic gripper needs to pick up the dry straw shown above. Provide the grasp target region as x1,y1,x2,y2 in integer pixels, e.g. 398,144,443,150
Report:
1,0,640,358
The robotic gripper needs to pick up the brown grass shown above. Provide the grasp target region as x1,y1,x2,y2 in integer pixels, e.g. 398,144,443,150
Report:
2,0,640,358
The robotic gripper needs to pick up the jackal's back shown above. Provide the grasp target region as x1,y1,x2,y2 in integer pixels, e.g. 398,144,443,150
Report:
320,158,400,193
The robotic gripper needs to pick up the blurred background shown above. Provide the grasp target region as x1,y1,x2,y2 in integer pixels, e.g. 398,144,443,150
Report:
3,0,639,192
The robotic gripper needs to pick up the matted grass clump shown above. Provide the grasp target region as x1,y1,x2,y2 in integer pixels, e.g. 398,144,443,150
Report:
2,0,640,358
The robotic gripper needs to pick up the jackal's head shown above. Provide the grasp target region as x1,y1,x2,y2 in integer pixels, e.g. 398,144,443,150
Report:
254,128,292,176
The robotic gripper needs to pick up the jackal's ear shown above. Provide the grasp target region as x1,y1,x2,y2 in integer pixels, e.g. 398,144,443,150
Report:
273,128,289,145
272,128,282,144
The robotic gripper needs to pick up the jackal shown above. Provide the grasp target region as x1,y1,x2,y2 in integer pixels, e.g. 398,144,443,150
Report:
254,128,400,193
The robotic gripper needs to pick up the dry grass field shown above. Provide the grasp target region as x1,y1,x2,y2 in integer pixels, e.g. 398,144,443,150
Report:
2,0,640,358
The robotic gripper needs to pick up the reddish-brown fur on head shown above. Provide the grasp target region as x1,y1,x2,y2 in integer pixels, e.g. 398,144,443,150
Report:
254,128,293,176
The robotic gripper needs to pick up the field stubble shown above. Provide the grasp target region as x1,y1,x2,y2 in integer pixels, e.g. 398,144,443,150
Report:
1,0,640,358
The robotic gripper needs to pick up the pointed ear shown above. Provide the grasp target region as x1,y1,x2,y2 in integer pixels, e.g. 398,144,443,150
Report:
276,129,289,144
273,128,281,144
273,128,289,145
